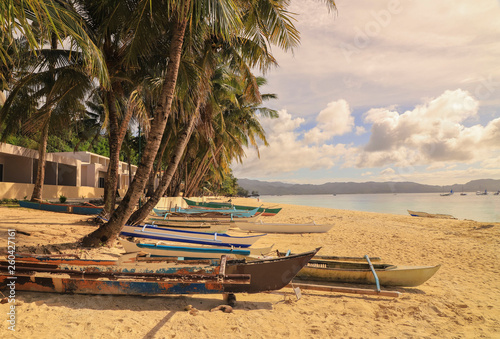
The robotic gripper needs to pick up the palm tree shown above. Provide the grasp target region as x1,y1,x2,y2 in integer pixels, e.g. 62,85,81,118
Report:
82,0,336,246
1,32,92,201
1,0,107,86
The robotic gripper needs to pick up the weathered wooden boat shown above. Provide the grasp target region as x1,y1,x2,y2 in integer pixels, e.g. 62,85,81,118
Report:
1,248,320,294
19,200,103,215
120,224,265,248
0,256,249,296
153,206,260,218
120,239,274,259
294,259,440,287
184,198,282,216
407,210,457,219
236,220,334,233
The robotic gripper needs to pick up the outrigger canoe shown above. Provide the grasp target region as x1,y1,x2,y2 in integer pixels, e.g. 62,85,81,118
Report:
120,239,274,259
120,224,265,248
236,220,334,233
153,206,260,218
295,259,441,287
19,200,102,215
147,219,230,233
1,248,320,295
184,198,282,216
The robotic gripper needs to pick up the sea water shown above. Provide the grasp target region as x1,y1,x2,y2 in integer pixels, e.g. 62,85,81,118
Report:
259,193,500,222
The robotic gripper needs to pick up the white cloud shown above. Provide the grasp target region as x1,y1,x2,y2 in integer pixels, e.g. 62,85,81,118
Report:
232,110,348,177
354,89,499,167
356,126,367,135
316,99,354,136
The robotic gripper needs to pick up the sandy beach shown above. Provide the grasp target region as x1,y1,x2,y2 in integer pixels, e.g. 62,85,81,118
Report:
1,198,499,338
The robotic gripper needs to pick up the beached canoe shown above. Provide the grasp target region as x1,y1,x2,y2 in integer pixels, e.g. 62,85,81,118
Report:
120,239,274,259
153,206,261,218
2,248,320,294
295,259,441,287
146,219,230,233
120,224,265,248
407,210,457,219
19,200,102,215
235,220,334,233
0,256,248,295
184,198,282,216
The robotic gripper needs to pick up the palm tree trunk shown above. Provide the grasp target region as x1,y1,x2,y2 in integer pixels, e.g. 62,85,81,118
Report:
128,102,199,225
30,116,50,201
81,12,189,246
31,34,57,202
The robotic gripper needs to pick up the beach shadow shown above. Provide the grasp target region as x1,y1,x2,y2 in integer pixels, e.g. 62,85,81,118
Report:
0,220,96,227
16,291,273,312
142,311,177,339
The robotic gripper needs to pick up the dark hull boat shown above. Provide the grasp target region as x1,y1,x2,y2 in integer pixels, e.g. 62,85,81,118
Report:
19,200,102,215
0,249,319,295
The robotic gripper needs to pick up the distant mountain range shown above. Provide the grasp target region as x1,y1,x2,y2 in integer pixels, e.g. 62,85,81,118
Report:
237,178,500,195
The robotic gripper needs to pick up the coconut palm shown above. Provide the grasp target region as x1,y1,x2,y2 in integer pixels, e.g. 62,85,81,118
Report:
82,0,336,246
0,32,93,201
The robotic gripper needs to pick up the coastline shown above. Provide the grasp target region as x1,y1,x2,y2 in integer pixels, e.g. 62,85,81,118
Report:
1,199,499,338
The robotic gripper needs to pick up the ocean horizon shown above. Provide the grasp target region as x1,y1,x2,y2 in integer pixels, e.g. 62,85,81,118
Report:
259,192,500,223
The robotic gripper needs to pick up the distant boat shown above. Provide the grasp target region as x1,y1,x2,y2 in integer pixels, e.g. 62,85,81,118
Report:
476,190,488,195
407,210,457,219
440,189,453,196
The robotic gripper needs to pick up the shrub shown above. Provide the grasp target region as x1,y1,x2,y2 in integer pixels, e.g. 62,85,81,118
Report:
59,195,67,203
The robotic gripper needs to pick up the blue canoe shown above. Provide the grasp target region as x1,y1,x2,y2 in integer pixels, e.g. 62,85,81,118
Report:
120,224,265,248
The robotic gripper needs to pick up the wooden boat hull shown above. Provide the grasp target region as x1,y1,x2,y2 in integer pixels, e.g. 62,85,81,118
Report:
236,221,333,233
2,249,320,294
184,198,282,216
120,239,273,259
19,200,102,215
120,224,265,248
407,210,456,219
295,260,441,287
153,206,260,218
0,258,248,295
224,248,320,293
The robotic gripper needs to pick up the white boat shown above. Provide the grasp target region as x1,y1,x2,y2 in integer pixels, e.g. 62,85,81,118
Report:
235,220,334,233
120,239,274,259
407,210,456,219
121,224,265,247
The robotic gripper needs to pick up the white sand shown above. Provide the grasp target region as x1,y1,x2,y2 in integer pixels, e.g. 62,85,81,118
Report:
0,198,499,338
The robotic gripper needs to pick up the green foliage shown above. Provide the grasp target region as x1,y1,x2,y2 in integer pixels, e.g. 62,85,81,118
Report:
59,195,67,203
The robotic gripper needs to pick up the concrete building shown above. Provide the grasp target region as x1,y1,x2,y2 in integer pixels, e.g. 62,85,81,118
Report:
0,142,137,200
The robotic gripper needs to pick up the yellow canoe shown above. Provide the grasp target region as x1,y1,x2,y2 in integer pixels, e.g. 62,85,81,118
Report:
296,260,441,287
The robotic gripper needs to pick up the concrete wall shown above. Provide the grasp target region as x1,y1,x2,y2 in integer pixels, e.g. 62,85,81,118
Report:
0,182,106,200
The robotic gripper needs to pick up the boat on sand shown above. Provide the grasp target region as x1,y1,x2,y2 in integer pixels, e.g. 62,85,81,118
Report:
120,239,274,259
407,210,457,219
295,259,441,287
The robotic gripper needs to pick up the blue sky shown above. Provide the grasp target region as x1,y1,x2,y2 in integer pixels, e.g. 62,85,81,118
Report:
231,0,500,185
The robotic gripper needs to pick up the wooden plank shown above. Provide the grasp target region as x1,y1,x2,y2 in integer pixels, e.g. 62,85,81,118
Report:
219,255,227,278
287,283,400,298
